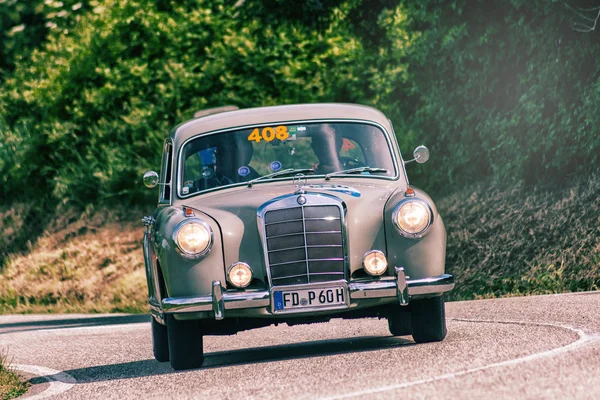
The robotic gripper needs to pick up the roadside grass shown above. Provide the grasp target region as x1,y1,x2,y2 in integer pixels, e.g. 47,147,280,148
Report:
0,175,598,313
0,207,147,314
0,349,28,400
439,173,600,300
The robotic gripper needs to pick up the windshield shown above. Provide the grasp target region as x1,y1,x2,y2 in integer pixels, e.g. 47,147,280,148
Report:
178,122,396,196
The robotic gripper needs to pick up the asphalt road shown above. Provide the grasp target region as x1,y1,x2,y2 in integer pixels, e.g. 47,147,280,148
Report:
2,292,599,399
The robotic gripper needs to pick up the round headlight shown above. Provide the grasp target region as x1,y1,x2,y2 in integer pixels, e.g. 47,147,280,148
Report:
363,250,388,276
393,199,432,237
174,220,213,257
227,262,253,288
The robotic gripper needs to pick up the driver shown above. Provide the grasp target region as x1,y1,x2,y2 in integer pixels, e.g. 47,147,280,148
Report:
212,132,259,185
310,124,343,174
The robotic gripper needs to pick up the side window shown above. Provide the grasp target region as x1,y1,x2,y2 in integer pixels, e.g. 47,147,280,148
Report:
159,140,173,204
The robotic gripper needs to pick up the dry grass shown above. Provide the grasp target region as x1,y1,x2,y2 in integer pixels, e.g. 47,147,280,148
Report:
0,208,147,313
438,173,600,300
0,349,28,400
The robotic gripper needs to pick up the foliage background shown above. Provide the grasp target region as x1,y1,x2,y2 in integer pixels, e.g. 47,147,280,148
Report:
0,0,599,307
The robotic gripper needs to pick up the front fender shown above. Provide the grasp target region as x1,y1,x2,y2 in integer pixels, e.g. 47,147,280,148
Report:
154,206,226,298
384,188,447,280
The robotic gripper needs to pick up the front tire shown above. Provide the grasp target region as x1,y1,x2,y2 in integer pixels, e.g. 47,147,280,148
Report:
387,310,412,336
166,315,205,370
152,317,169,362
410,296,447,343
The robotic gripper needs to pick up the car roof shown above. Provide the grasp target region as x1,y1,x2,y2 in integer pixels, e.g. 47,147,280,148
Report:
169,103,392,148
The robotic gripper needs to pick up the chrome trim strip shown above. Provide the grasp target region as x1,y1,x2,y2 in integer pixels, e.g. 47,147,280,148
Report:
149,300,165,324
161,274,454,314
268,245,308,253
349,274,455,299
268,244,343,253
395,266,409,306
143,222,164,310
271,272,344,281
265,216,341,226
270,257,344,267
162,289,270,314
301,204,311,281
176,119,401,199
159,139,173,206
264,232,305,240
212,281,224,320
265,218,304,226
272,273,309,281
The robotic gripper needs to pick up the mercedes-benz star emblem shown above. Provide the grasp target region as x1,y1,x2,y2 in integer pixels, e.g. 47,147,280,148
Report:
297,196,307,205
293,173,307,194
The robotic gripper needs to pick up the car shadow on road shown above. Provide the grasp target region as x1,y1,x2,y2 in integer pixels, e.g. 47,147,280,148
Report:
0,315,151,335
30,335,414,385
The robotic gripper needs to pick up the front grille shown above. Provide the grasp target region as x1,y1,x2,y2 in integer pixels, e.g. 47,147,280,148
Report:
264,205,345,286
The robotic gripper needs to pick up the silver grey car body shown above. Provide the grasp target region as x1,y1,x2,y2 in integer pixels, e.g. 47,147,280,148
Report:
142,103,454,370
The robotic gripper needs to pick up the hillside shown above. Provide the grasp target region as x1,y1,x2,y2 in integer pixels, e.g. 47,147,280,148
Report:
1,176,597,313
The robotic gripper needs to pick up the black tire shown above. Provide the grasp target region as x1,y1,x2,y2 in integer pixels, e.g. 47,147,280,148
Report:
387,310,412,336
410,296,447,343
152,317,169,362
166,315,205,370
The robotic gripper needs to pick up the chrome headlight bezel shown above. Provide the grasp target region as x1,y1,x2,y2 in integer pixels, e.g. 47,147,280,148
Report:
227,262,253,288
392,199,434,238
172,219,214,259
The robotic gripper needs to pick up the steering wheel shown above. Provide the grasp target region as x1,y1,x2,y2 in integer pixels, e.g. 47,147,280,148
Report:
340,156,368,169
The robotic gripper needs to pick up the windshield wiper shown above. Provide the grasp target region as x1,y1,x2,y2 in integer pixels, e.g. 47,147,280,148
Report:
247,168,314,187
325,167,388,180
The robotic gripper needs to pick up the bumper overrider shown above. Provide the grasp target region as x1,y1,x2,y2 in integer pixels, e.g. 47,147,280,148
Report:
153,267,454,321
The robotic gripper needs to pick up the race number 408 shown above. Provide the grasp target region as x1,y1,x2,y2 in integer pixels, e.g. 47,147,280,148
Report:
248,126,289,142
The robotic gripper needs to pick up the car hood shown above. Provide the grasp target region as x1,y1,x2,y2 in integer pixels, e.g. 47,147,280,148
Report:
182,179,399,279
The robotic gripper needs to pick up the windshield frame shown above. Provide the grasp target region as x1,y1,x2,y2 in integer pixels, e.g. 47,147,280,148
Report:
175,118,401,199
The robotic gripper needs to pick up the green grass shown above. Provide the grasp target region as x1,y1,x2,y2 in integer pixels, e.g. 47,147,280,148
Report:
0,349,28,400
438,173,600,300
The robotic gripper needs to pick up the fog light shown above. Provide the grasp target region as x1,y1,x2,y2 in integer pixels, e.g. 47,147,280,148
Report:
227,262,253,288
363,250,388,276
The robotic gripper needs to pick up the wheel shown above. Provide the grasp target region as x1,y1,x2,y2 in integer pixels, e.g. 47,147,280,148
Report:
166,314,205,370
152,317,169,362
410,296,447,343
387,310,412,336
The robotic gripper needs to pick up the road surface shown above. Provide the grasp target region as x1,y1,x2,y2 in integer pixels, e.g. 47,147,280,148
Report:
2,292,599,399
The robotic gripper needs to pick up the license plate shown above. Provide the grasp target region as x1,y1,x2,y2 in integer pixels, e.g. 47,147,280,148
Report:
272,285,348,313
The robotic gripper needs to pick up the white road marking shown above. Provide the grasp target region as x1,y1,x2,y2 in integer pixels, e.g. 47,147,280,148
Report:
34,322,148,334
7,323,148,398
13,364,76,400
321,318,600,400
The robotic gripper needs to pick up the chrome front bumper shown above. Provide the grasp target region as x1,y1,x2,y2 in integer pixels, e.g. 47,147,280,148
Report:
154,268,454,321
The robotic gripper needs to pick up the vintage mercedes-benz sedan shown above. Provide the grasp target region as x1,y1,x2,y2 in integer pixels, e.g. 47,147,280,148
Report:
142,103,455,370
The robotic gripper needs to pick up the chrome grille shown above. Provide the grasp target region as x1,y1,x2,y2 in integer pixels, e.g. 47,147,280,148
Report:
264,205,345,286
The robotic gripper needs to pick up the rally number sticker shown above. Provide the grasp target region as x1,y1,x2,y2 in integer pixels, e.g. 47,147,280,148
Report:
248,126,289,142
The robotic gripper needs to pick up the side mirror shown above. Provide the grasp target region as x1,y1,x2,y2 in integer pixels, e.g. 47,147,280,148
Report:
143,171,159,188
404,145,430,164
413,145,429,164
